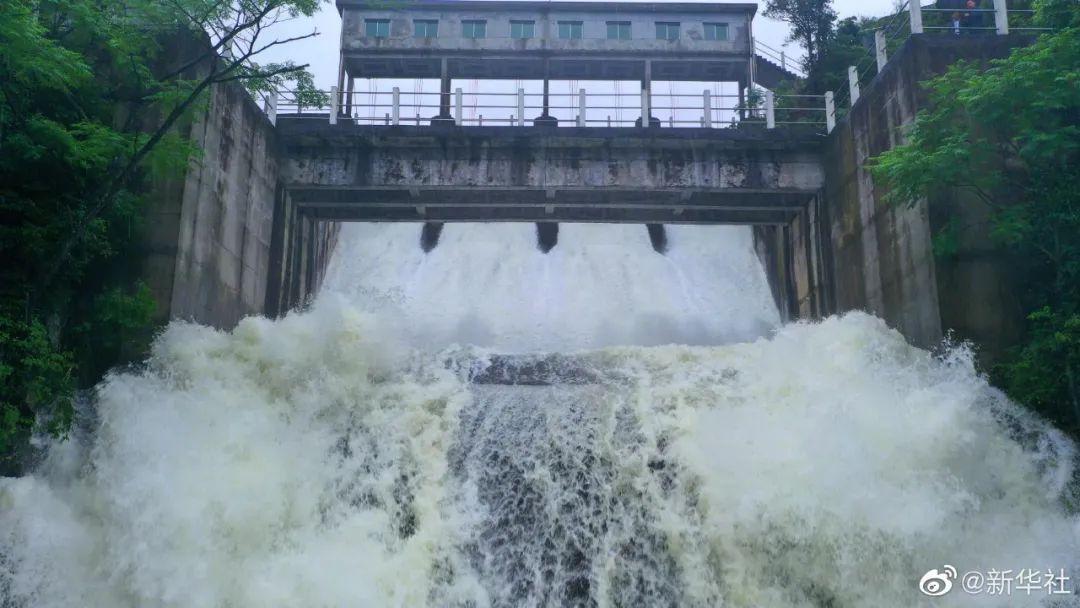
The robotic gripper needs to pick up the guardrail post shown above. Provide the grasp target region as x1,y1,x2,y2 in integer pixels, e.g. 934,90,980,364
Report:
578,89,586,127
454,88,463,125
910,1,924,34
329,86,339,125
994,0,1009,34
765,90,776,129
518,89,526,126
848,67,861,106
825,91,836,134
267,95,277,127
392,87,400,125
875,30,887,73
703,90,712,128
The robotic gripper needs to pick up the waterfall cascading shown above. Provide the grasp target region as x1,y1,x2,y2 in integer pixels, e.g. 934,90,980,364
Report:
1,223,1077,607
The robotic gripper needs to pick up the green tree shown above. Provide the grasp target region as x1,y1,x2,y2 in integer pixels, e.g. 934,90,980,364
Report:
872,18,1080,434
0,0,326,469
764,0,838,67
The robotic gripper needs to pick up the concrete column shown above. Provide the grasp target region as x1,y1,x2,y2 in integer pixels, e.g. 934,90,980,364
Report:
875,30,887,73
439,57,452,119
577,89,586,127
848,66,861,106
336,54,346,99
392,87,400,125
518,89,526,126
641,59,652,127
994,0,1010,34
455,88,463,124
825,91,836,133
344,77,355,117
910,1,924,34
267,94,277,126
738,85,747,121
703,89,712,128
765,90,776,129
329,86,339,125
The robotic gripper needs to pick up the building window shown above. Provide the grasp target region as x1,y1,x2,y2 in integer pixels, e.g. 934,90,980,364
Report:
414,19,438,38
365,19,390,38
558,21,583,40
655,21,680,41
510,20,534,39
462,20,486,39
704,22,729,41
607,21,631,40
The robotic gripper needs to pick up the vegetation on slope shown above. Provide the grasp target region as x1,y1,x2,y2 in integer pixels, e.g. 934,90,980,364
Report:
873,4,1080,435
0,0,325,471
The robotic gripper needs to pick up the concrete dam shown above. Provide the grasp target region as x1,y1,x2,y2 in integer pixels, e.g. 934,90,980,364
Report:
3,2,1076,607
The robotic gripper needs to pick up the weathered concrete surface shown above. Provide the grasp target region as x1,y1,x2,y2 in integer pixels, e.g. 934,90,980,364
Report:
140,78,337,328
277,123,825,224
819,34,1030,357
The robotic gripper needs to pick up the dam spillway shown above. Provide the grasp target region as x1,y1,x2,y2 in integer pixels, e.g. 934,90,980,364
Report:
2,223,1078,607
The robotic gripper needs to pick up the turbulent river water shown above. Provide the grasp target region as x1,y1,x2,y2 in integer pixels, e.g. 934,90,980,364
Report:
2,223,1079,607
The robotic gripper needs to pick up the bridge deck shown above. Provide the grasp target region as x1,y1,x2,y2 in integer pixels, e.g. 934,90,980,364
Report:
278,122,825,225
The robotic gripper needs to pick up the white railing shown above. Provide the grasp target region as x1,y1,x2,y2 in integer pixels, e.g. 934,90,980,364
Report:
831,0,1050,120
276,87,833,132
755,40,807,79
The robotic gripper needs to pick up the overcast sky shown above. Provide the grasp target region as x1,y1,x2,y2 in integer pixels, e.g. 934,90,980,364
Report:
261,0,905,88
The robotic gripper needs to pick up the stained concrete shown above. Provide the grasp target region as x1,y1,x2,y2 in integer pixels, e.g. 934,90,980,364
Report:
141,77,337,328
815,34,1031,358
277,123,825,224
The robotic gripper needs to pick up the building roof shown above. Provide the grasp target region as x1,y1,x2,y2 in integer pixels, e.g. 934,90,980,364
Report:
336,1,758,16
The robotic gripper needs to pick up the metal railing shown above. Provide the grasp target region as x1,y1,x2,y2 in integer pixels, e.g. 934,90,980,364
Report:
271,87,832,133
755,40,807,79
828,0,1053,122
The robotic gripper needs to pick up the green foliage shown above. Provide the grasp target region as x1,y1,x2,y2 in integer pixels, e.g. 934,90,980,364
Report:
872,28,1080,435
764,0,838,66
0,0,326,467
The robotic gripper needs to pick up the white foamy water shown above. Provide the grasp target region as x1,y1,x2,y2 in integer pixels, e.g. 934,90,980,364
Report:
2,224,1078,607
323,223,780,351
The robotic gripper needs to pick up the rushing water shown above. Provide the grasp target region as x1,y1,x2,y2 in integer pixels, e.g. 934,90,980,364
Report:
2,223,1078,607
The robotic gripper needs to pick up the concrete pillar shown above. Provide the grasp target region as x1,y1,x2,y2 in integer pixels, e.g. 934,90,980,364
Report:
994,0,1009,34
336,54,346,100
518,89,526,126
455,88,463,124
329,86,339,125
345,77,355,117
392,87,400,125
910,1,924,34
641,59,652,127
703,89,712,128
825,91,836,133
267,94,277,127
439,57,452,119
875,30,887,73
848,66,860,106
577,89,586,127
765,90,776,129
738,85,747,121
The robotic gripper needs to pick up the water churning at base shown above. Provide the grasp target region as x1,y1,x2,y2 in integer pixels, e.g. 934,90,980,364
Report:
2,223,1079,607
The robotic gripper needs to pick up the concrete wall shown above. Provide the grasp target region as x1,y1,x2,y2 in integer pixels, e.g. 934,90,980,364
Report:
819,34,1030,358
140,76,337,329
